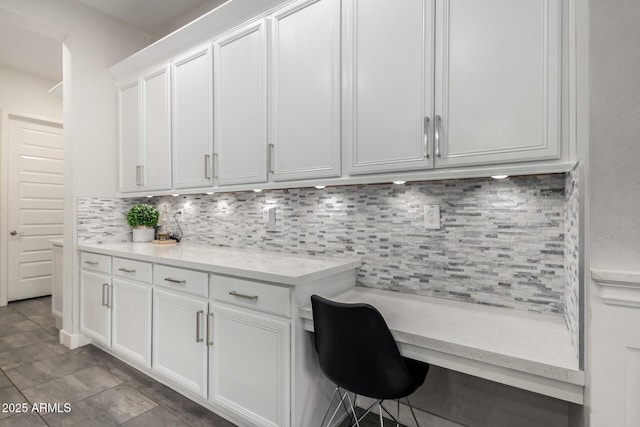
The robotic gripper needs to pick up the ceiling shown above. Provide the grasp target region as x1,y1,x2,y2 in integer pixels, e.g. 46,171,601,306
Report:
0,0,226,83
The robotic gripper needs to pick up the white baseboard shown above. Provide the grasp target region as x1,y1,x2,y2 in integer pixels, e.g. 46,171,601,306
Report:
59,330,91,349
356,396,465,427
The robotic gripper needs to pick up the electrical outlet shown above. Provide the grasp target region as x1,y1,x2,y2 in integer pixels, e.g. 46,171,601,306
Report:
424,205,440,229
175,209,183,220
262,206,276,226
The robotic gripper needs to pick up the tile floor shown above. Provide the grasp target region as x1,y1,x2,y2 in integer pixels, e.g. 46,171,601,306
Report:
0,296,235,427
0,296,390,427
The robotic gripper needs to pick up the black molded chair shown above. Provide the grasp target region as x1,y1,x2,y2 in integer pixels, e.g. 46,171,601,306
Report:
311,294,429,426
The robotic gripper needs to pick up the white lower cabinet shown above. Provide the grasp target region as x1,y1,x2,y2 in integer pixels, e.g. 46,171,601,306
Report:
80,270,112,346
152,288,209,398
111,279,152,368
209,302,290,427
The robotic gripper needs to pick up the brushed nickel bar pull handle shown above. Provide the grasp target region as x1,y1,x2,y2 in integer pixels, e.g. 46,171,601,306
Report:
268,144,275,174
207,313,214,346
85,261,99,265
435,115,442,158
164,277,186,284
424,116,430,159
101,283,108,307
118,267,136,273
108,284,113,309
229,291,258,301
204,154,211,179
195,310,204,343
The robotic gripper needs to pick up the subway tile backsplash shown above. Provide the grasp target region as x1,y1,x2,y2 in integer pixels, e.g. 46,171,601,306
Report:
78,173,576,316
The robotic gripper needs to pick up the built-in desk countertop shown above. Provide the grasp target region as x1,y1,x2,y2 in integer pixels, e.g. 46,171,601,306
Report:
78,242,361,286
300,287,585,405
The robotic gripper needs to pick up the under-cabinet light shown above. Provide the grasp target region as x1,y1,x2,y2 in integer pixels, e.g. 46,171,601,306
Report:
146,195,153,198
491,175,509,180
253,189,263,192
314,185,326,189
172,194,180,197
205,192,214,195
393,180,407,185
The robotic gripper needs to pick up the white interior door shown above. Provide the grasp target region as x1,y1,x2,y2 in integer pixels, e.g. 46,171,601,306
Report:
7,116,64,301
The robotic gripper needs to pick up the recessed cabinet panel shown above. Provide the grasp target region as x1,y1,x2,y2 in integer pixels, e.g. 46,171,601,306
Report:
152,289,208,397
173,46,213,189
112,279,152,368
214,20,268,186
345,0,434,174
80,271,111,346
434,0,561,167
210,303,290,427
142,67,172,191
270,0,341,181
118,82,141,192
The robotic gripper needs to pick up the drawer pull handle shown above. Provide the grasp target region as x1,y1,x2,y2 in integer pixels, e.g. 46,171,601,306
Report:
196,310,204,343
207,313,214,347
164,277,186,284
229,291,258,301
118,268,136,273
84,261,99,265
101,283,109,307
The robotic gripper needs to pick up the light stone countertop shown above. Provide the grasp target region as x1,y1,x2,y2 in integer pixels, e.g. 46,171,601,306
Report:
78,242,361,286
300,287,585,402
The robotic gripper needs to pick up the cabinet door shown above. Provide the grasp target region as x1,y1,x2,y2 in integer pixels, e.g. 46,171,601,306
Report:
142,66,172,191
344,0,434,175
118,81,142,192
80,271,111,346
172,46,213,189
434,0,561,168
214,20,268,186
112,279,152,368
152,289,208,398
270,0,341,181
209,303,290,427
52,245,63,319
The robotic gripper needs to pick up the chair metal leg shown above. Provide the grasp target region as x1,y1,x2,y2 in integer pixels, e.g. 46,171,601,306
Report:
345,392,361,427
320,386,340,427
397,399,401,427
406,398,421,427
378,402,384,426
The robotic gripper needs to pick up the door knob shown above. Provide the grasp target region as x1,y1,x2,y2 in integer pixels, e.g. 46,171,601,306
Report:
9,230,19,236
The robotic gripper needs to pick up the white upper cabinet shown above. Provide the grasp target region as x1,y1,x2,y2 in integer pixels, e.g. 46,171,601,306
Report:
433,0,561,168
118,66,172,193
213,20,268,186
141,66,172,191
270,0,341,181
344,0,435,175
118,81,142,192
172,45,214,189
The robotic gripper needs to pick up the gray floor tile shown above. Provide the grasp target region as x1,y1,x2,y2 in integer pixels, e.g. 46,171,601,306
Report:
9,299,50,317
0,311,28,327
0,411,47,427
0,320,40,338
0,329,56,354
0,386,28,420
108,362,158,390
5,351,97,390
0,371,11,389
43,384,156,427
27,313,56,330
0,341,69,371
139,383,235,427
22,365,124,405
121,406,191,427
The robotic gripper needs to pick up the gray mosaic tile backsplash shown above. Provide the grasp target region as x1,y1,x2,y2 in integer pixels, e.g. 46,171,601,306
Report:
78,174,573,315
564,165,581,355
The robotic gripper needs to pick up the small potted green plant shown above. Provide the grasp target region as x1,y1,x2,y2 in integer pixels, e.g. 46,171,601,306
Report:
127,204,159,242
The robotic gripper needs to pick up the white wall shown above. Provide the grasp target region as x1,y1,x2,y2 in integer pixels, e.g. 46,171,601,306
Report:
0,0,151,345
0,66,61,120
588,0,640,425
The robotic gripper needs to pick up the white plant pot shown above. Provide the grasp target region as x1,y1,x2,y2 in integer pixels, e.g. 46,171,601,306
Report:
132,227,155,242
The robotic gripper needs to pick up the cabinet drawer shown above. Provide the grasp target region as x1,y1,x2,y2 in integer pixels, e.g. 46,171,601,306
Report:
113,257,152,284
211,274,291,318
80,252,112,274
154,264,208,298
